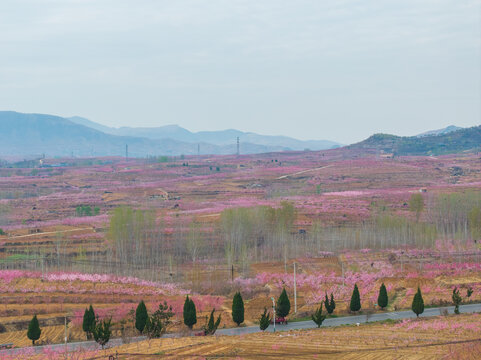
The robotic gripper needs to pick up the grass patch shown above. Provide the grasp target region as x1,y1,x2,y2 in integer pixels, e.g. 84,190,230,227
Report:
0,254,38,263
288,316,312,323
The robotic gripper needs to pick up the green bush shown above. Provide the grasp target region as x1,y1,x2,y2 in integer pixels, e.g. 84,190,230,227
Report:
259,308,271,331
377,283,388,310
183,296,197,329
311,302,327,328
135,300,148,334
232,292,245,326
324,293,336,314
204,309,221,335
276,288,291,318
92,317,112,349
411,287,424,317
350,284,361,312
145,301,174,339
82,305,95,339
27,315,41,345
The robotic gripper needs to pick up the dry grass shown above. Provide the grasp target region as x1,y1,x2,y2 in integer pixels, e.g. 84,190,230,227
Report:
83,313,481,360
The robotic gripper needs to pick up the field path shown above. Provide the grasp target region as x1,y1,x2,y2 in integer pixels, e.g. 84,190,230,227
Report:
7,227,93,239
276,165,332,179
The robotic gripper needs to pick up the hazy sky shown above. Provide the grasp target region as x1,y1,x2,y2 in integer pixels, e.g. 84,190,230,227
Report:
0,0,479,143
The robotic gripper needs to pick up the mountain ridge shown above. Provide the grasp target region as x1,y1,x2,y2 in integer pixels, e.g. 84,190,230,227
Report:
0,111,309,158
416,125,462,138
3,111,477,158
68,117,341,151
350,125,481,155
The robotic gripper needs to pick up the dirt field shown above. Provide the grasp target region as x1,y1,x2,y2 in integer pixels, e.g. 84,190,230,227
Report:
61,313,481,359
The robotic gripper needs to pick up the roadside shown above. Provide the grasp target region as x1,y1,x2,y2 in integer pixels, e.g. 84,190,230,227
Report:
1,302,479,356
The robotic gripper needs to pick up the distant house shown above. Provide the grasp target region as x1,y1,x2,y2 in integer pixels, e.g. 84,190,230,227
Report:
380,151,394,159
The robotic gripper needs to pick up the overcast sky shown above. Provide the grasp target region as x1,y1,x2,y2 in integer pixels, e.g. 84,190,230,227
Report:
0,0,479,143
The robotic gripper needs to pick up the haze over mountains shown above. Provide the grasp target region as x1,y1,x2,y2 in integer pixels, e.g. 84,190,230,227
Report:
0,111,340,158
68,116,341,150
0,111,477,159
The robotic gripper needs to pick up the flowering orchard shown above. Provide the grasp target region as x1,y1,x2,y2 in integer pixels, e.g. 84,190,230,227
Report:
1,150,481,350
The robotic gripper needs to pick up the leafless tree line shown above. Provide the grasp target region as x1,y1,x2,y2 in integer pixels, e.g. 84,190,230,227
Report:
3,192,481,280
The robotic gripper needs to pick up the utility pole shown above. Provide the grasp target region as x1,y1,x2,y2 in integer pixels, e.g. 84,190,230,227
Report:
294,262,297,314
64,315,68,359
41,256,44,281
271,297,276,333
236,137,240,156
197,144,200,156
341,261,345,287
125,144,128,160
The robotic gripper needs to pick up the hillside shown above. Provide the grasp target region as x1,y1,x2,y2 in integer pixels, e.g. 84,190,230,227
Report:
351,125,481,155
0,112,291,158
69,117,341,151
416,125,462,137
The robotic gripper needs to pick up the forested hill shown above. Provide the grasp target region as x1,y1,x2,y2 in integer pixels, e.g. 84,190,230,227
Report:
350,125,481,155
0,111,287,157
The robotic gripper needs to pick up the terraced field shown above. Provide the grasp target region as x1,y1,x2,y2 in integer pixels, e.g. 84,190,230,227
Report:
86,313,480,359
1,152,481,358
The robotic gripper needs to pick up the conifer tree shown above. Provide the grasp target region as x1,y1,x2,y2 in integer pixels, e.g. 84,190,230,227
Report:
324,293,331,314
311,302,327,328
377,283,388,310
183,296,197,329
135,300,148,334
82,305,95,339
88,305,95,331
27,315,41,345
350,284,361,313
467,287,473,298
259,308,271,331
82,308,91,339
411,287,424,317
329,293,336,313
145,301,174,339
452,287,462,315
276,288,291,318
232,292,245,326
92,317,112,349
204,309,221,335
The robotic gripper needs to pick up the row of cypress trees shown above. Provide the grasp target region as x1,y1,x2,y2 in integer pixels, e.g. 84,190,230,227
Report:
117,284,427,338
349,282,424,317
137,289,284,333
113,284,426,338
27,306,111,346
23,284,442,346
135,283,424,335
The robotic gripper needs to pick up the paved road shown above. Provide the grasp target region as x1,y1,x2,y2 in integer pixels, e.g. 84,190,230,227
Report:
217,302,481,336
2,303,480,356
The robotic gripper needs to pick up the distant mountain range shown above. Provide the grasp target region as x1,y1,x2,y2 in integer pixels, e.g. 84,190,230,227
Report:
69,116,341,151
351,125,481,156
0,111,341,158
1,111,476,159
